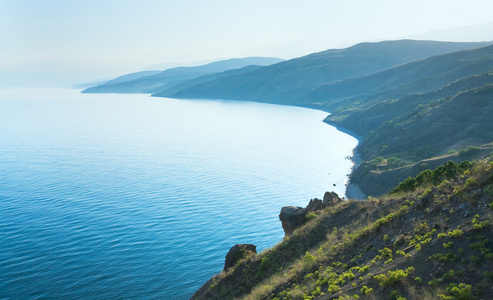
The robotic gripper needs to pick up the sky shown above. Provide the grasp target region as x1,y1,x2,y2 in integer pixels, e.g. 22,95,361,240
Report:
1,0,493,87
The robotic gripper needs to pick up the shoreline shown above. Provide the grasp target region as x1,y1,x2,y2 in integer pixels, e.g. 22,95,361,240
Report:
323,120,367,200
345,149,366,200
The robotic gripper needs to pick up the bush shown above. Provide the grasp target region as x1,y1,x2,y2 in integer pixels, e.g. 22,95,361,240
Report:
464,178,479,189
306,212,318,221
360,286,373,296
391,161,471,194
374,267,414,287
443,242,454,249
387,157,402,167
458,146,481,158
447,283,476,300
448,228,463,238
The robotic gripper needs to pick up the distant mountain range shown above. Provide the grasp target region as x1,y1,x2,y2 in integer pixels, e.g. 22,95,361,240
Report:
82,57,284,94
152,40,491,103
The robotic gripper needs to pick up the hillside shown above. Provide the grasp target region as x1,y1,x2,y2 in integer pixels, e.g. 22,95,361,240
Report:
82,57,283,94
156,40,491,102
322,46,493,197
151,65,264,96
302,45,493,111
192,159,493,300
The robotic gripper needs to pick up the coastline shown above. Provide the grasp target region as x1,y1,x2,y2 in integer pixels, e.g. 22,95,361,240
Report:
345,149,366,200
323,119,367,200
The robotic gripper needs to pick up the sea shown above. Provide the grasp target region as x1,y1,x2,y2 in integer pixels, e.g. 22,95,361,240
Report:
0,88,358,299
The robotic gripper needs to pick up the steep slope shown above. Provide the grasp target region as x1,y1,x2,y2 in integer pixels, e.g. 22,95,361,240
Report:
302,45,493,111
327,72,493,159
82,57,283,94
319,46,493,197
327,72,493,138
358,83,493,160
159,40,491,102
192,159,493,300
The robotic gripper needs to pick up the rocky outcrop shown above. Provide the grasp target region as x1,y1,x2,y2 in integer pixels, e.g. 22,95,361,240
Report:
323,191,341,206
224,244,257,271
279,206,307,236
279,192,342,236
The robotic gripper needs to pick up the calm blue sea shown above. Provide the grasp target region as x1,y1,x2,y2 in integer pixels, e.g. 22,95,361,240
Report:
0,89,358,299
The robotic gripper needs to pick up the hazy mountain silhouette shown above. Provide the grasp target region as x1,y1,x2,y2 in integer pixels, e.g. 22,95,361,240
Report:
157,40,491,102
82,57,284,94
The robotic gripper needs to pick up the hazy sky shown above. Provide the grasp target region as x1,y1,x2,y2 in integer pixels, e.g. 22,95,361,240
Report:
1,0,493,87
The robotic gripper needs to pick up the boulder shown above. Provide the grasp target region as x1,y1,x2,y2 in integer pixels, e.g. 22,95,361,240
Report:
323,191,341,206
279,192,342,237
279,206,307,236
224,244,257,271
307,198,323,212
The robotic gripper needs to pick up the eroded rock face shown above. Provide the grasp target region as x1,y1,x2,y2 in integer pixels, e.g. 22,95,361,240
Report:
224,244,257,271
307,198,323,212
279,192,343,236
279,206,307,236
323,191,341,206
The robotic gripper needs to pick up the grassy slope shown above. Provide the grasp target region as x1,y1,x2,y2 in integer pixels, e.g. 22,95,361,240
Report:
192,159,493,300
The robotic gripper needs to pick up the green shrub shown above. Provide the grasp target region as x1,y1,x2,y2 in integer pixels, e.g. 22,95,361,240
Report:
443,242,454,249
379,248,393,258
448,228,464,238
458,146,481,158
391,161,471,194
428,252,458,262
360,285,373,295
306,212,318,221
429,279,439,287
388,290,404,300
464,178,479,189
374,267,414,287
446,283,476,300
469,255,481,263
327,284,340,293
304,252,316,265
471,215,490,231
442,269,455,280
387,157,402,167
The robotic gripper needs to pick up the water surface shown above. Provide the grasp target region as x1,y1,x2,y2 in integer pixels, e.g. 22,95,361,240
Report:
0,89,358,299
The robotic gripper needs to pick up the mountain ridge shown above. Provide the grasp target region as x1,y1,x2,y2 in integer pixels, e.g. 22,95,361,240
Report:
156,40,492,102
82,57,284,94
